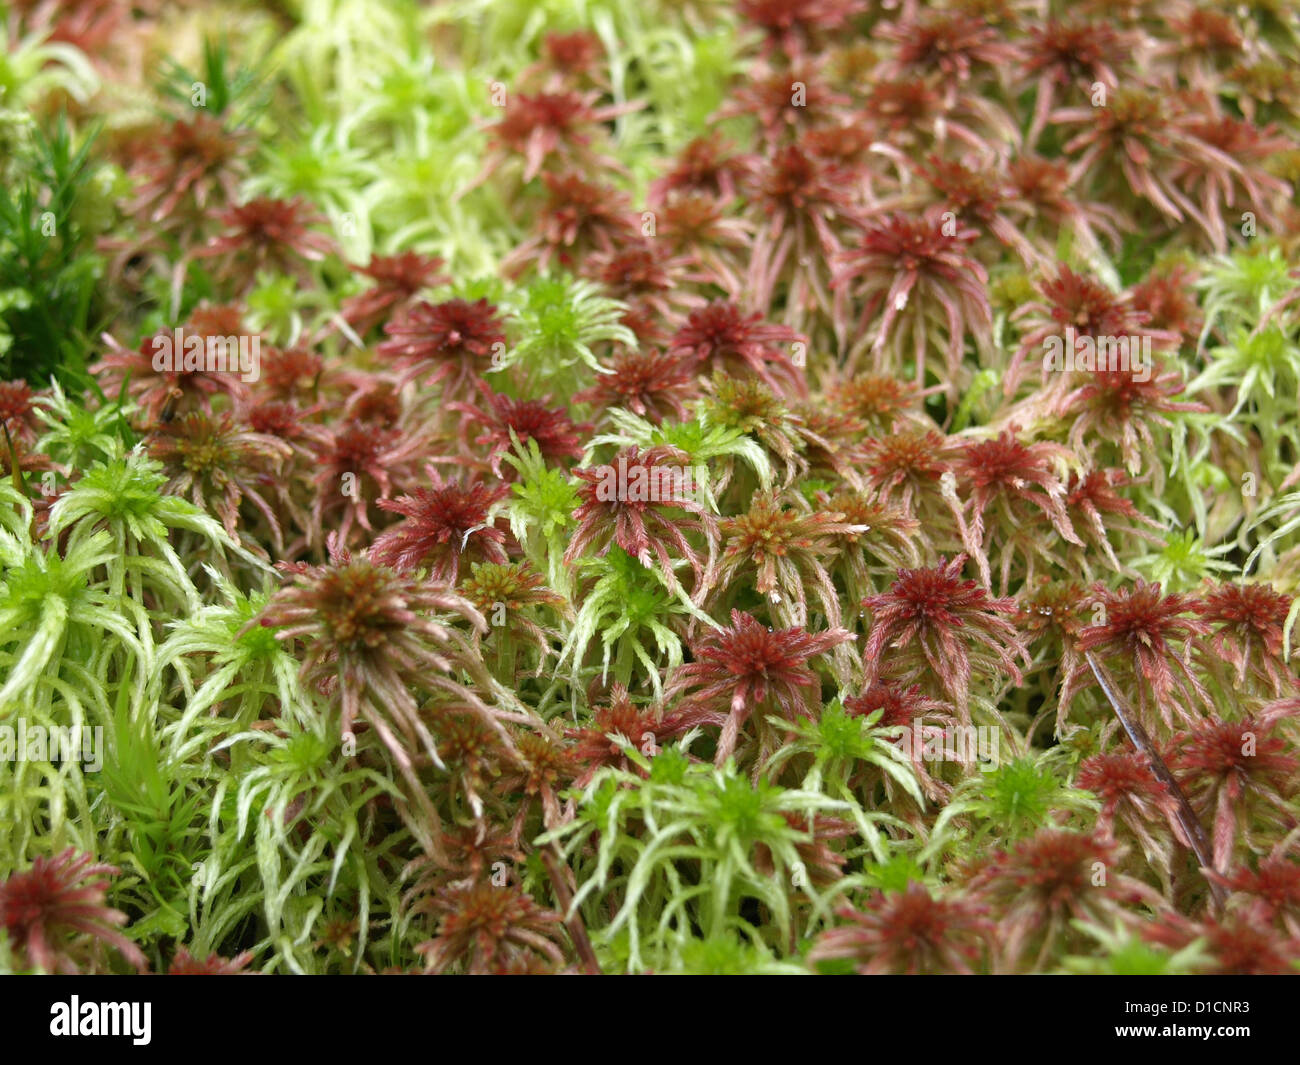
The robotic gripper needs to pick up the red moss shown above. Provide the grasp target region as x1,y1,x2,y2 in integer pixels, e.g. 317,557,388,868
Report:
371,468,510,581
668,609,852,764
809,883,990,974
0,850,147,974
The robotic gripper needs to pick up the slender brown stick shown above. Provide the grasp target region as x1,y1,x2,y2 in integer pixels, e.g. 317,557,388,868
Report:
1085,651,1227,913
542,845,602,974
2,421,23,496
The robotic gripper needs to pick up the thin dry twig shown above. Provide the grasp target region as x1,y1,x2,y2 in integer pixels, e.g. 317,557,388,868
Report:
1086,650,1228,912
542,845,602,974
